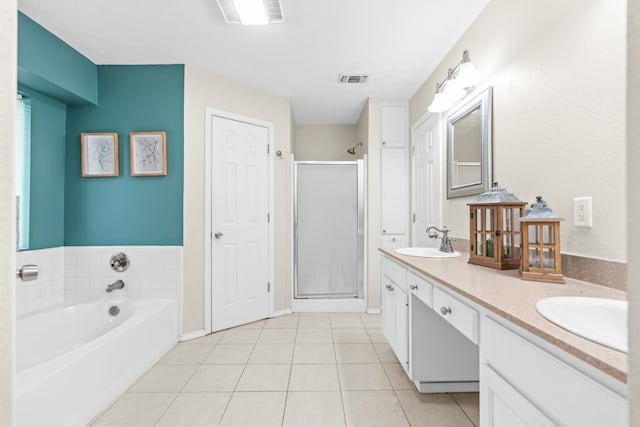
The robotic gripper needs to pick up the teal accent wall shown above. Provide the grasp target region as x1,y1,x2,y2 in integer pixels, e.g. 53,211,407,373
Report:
65,65,185,246
18,86,67,249
18,12,98,105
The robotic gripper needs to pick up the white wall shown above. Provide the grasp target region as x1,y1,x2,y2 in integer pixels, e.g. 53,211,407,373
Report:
183,65,292,333
294,124,358,161
0,2,16,424
628,0,639,422
410,0,626,262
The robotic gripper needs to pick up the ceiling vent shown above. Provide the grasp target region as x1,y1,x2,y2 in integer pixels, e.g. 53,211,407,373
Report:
216,0,284,24
338,74,369,84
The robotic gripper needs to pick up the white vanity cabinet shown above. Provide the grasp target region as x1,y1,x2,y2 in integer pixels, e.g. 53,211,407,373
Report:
381,255,479,391
381,256,409,371
380,251,628,426
481,317,628,427
380,103,409,248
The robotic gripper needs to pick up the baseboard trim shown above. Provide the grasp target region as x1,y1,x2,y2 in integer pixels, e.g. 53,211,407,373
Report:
366,308,381,315
415,380,480,393
178,329,206,342
271,308,293,317
291,299,366,313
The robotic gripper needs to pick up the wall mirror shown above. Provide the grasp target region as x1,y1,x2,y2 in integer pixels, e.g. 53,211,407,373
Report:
446,86,493,198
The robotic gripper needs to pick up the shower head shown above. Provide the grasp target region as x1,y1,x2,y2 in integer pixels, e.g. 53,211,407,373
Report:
347,141,363,155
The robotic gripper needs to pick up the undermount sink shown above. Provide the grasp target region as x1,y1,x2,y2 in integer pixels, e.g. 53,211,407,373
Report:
395,247,460,258
536,296,627,353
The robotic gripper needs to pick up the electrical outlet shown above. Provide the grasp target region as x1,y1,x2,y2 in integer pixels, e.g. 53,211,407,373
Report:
573,196,592,227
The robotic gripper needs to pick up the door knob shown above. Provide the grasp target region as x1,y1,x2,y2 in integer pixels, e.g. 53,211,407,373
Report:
409,284,418,290
214,232,224,239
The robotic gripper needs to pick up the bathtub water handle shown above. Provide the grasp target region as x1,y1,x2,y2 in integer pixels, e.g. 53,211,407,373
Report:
110,252,130,272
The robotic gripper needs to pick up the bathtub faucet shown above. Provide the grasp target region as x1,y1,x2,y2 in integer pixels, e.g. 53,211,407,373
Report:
105,280,125,292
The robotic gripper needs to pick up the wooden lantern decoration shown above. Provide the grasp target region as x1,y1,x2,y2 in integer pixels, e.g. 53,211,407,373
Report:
468,183,527,270
519,196,564,284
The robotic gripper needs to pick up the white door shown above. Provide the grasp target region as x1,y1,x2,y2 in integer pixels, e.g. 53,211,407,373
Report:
210,115,270,332
412,114,441,248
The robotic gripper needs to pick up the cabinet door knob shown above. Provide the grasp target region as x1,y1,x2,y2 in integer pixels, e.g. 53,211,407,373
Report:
409,284,418,290
389,286,395,292
440,306,452,316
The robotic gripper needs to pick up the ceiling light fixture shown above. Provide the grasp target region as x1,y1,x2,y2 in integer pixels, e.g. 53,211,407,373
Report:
427,50,483,113
216,0,284,25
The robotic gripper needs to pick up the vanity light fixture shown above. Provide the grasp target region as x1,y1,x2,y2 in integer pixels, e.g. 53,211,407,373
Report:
216,0,284,25
427,50,483,113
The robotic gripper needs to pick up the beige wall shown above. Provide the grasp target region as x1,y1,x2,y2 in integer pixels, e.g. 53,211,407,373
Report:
628,0,639,422
0,2,16,424
294,124,358,161
183,65,292,333
410,0,626,262
358,98,382,310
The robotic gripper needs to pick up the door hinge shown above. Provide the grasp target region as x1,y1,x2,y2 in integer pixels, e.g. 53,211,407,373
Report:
267,282,271,292
267,213,271,223
412,145,416,155
412,213,416,223
267,144,270,154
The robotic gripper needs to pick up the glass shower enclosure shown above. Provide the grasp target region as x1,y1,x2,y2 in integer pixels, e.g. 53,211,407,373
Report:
294,161,365,300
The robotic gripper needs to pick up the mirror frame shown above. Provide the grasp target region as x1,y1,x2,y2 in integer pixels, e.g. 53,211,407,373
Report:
446,86,493,199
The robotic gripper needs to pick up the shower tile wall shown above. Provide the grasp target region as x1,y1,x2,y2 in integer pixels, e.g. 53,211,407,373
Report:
15,247,65,316
64,246,182,303
15,246,183,317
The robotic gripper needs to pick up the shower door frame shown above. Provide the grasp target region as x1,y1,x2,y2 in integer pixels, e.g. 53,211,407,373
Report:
293,160,366,306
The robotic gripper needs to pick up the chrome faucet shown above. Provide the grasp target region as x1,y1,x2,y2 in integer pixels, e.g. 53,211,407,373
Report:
426,226,455,253
105,280,125,292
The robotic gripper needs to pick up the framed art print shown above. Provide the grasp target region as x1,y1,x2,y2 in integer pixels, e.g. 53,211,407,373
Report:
81,132,119,177
130,131,167,176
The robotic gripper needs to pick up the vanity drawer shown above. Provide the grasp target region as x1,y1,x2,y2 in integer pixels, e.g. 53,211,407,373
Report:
433,287,478,344
406,271,433,308
381,256,406,289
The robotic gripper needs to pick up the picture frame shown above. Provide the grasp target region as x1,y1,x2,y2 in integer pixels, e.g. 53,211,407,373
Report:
130,131,167,176
81,132,119,177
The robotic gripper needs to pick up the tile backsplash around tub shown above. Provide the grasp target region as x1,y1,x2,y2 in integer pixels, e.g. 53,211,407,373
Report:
15,246,183,316
15,247,65,316
64,246,183,303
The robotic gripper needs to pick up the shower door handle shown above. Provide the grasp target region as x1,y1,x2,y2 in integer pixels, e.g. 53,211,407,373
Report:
214,232,224,239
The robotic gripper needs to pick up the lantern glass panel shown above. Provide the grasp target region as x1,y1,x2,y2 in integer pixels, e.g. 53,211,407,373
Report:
513,234,521,258
544,225,555,245
476,234,483,256
484,233,494,257
476,208,482,231
528,247,540,268
503,208,512,232
543,248,555,269
485,208,494,231
504,233,512,258
528,224,539,244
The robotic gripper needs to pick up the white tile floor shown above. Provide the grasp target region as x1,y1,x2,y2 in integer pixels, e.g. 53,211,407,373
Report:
93,313,479,427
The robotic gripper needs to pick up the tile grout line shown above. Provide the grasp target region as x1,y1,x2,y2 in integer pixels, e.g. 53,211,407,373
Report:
330,321,350,427
215,322,263,426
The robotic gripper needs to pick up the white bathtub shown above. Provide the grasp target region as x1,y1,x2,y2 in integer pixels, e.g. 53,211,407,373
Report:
16,294,178,426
